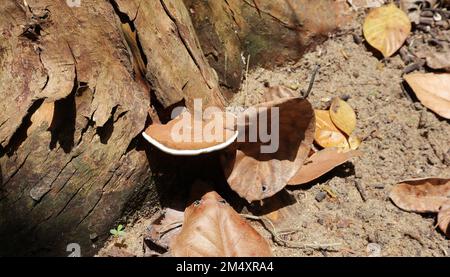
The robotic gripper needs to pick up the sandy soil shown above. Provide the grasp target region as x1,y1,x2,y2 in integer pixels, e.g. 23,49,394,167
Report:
99,14,450,257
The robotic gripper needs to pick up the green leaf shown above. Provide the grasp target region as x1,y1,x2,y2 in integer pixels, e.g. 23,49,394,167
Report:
110,229,118,236
117,224,124,231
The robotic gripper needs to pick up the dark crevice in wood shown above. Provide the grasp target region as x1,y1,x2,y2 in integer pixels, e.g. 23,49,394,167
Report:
125,114,152,154
1,99,45,158
49,78,77,153
96,105,119,145
109,0,148,71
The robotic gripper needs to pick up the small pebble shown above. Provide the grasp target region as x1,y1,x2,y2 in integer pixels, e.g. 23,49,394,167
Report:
317,218,325,225
413,102,424,110
352,33,362,44
315,191,327,202
341,94,351,101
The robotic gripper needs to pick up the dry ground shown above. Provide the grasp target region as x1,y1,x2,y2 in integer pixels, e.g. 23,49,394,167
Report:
99,15,450,257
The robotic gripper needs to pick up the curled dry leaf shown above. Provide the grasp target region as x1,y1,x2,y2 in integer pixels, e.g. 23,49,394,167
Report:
363,3,411,57
330,97,357,136
389,178,450,213
404,73,450,119
437,203,450,238
143,109,238,155
288,148,361,185
315,110,349,149
222,97,315,202
170,191,272,257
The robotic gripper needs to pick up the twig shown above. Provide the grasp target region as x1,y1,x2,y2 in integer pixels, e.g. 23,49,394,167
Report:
245,54,251,94
243,54,251,106
301,64,321,99
400,82,414,103
158,221,183,235
241,214,341,251
354,180,367,202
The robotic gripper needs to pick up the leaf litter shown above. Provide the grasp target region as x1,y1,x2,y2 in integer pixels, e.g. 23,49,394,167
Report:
99,2,450,257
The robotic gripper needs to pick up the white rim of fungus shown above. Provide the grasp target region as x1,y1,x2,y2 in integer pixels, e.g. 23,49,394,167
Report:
142,130,239,156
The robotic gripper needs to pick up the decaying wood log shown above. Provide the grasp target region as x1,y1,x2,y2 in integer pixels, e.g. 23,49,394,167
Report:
0,0,349,256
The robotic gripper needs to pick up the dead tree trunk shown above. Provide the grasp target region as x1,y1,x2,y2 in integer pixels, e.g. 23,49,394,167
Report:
0,0,349,256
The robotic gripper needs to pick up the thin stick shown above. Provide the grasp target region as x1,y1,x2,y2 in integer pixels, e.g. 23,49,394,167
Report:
302,64,321,99
245,54,251,105
354,180,367,202
241,214,341,251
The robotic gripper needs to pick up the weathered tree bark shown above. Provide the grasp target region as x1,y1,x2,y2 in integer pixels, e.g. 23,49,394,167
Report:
0,0,348,256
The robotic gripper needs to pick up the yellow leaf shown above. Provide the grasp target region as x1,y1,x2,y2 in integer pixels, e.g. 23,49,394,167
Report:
363,4,411,57
314,110,349,149
330,98,357,136
348,134,362,150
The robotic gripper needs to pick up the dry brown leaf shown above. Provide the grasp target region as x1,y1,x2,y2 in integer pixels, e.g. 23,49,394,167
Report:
437,203,450,238
404,73,450,119
421,49,450,72
170,191,273,257
330,97,357,136
363,3,411,57
315,110,349,149
262,86,298,102
389,178,450,213
145,208,185,251
143,109,238,155
287,148,361,185
222,97,315,202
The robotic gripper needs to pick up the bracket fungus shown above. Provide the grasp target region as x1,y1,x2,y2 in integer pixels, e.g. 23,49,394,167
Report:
142,108,238,156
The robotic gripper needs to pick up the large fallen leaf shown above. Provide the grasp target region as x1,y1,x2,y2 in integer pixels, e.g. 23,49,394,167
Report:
390,178,450,213
170,191,272,257
143,109,238,155
288,148,361,185
363,3,411,57
437,203,450,238
222,97,315,202
404,73,450,119
315,110,349,149
330,97,357,136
